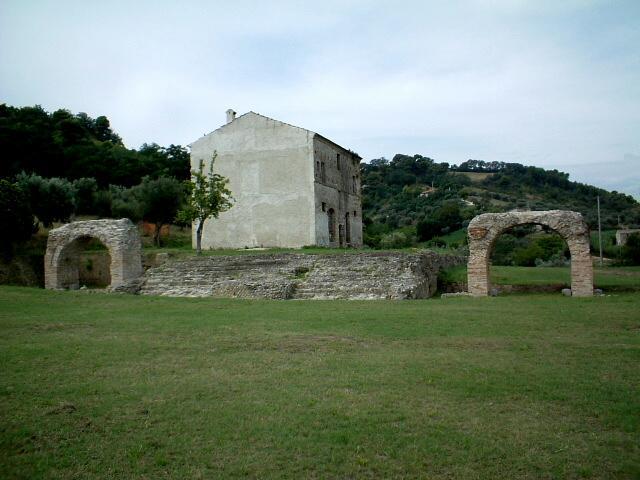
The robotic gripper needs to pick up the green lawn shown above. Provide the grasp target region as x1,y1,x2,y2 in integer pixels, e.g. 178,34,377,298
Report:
441,265,640,290
1,287,639,478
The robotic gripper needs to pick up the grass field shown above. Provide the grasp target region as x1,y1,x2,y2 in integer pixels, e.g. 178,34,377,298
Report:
1,287,639,478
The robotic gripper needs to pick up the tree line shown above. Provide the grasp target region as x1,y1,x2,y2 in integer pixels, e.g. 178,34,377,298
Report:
0,104,234,257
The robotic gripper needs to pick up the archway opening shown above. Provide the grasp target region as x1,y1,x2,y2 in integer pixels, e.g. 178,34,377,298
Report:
60,235,112,290
488,223,571,291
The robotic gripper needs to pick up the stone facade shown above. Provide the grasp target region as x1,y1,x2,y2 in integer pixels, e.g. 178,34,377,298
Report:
467,210,593,297
189,111,362,249
44,219,143,291
139,251,464,299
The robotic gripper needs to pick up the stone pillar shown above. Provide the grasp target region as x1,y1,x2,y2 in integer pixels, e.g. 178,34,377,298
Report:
467,225,491,296
568,236,594,297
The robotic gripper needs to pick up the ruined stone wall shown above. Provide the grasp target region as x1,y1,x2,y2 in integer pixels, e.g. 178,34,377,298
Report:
139,251,464,299
313,136,363,247
45,219,143,291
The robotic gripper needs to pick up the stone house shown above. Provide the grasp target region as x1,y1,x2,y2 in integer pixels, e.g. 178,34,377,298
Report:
189,110,363,249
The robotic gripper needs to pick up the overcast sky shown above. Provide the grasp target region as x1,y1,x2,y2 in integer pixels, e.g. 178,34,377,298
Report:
1,0,639,197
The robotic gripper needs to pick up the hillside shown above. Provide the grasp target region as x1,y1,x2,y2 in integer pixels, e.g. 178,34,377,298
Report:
361,154,640,247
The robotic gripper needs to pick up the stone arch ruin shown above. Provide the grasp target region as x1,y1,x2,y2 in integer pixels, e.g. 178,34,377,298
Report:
467,210,593,297
45,219,143,291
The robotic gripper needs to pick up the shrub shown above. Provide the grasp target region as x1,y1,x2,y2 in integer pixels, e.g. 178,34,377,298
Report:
0,180,37,257
379,231,414,249
622,233,640,265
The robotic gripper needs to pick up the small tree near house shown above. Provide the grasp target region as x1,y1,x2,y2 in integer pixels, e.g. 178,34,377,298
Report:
177,153,233,255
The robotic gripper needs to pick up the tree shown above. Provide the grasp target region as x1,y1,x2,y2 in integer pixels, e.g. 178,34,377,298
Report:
109,185,142,222
72,177,98,214
0,180,37,257
16,173,75,227
136,176,185,246
177,153,233,255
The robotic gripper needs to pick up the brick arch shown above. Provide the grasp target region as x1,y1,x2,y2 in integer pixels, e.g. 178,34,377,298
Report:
45,219,143,291
467,210,593,297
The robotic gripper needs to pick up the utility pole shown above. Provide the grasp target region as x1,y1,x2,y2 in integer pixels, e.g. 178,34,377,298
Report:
597,195,603,266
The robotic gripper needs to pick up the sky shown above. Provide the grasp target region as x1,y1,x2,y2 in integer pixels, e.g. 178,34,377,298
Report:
1,0,639,197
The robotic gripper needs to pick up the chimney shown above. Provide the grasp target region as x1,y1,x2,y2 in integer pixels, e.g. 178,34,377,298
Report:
226,109,236,124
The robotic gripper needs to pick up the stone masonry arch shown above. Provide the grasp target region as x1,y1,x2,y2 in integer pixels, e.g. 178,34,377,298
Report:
45,219,143,291
467,210,593,297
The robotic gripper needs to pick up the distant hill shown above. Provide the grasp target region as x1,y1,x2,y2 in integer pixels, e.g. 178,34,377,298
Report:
361,154,640,246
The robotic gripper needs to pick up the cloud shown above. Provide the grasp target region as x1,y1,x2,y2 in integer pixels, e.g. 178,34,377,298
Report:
1,0,638,196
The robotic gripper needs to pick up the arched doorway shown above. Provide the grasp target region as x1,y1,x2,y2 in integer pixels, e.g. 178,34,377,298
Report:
327,208,336,244
45,219,143,291
467,210,593,297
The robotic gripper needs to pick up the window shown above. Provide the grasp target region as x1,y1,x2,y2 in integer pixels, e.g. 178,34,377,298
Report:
336,153,341,170
321,162,326,183
353,210,357,217
352,175,356,193
321,202,326,212
316,161,320,177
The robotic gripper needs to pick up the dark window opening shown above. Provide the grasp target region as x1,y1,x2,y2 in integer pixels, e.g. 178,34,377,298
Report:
321,162,326,183
345,213,351,244
328,208,336,243
321,202,326,212
337,153,341,170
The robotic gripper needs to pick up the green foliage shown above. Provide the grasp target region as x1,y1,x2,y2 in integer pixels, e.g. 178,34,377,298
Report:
378,231,415,249
622,233,640,265
490,228,568,267
512,242,547,267
415,202,463,241
363,155,640,251
136,176,185,246
0,180,37,257
16,173,75,227
0,104,190,186
176,154,233,254
72,177,98,214
109,185,142,222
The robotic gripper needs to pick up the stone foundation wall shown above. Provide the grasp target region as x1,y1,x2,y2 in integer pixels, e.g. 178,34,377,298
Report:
139,251,464,299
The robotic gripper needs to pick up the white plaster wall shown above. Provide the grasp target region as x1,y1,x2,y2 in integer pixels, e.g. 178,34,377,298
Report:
190,113,316,249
